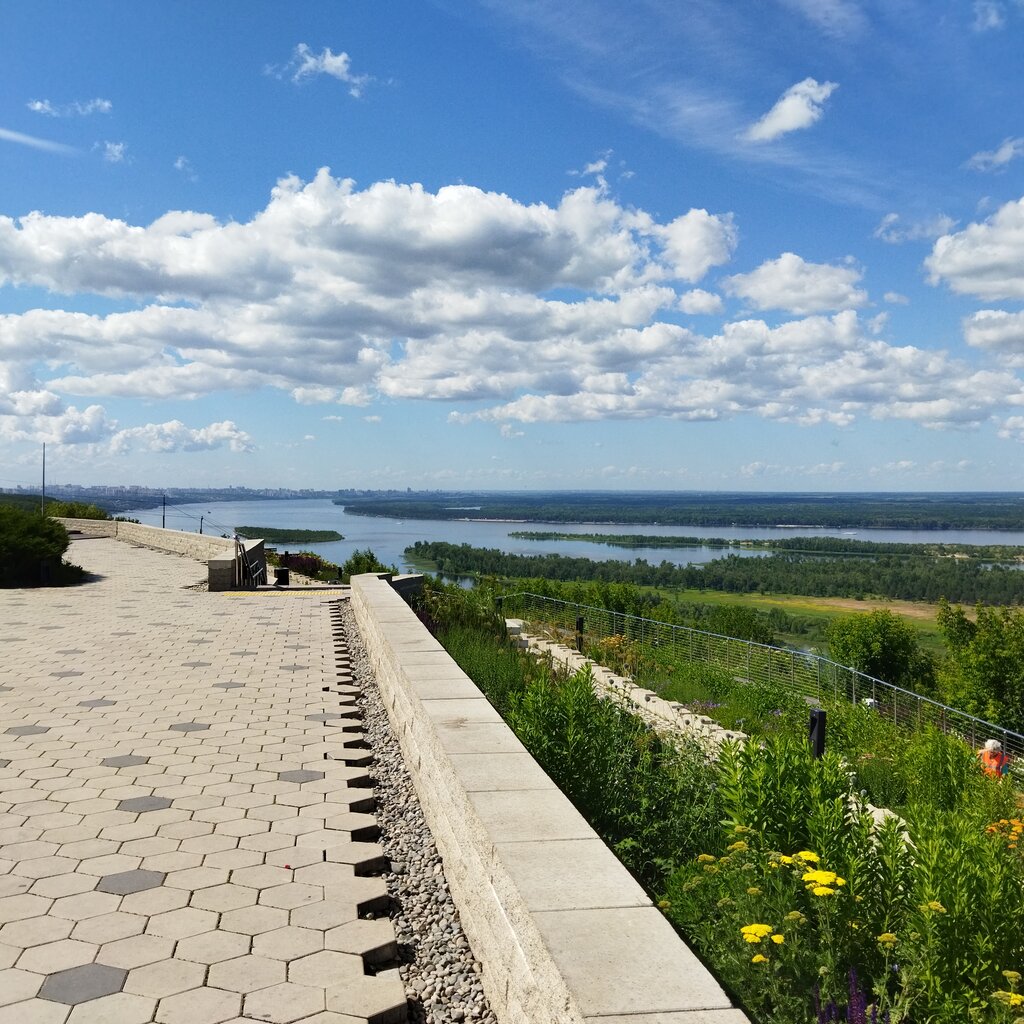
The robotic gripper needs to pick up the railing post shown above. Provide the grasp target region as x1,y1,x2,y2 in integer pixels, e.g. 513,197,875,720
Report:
576,615,584,653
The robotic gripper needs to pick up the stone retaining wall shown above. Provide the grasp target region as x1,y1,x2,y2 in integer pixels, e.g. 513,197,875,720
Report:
350,572,749,1024
56,518,266,589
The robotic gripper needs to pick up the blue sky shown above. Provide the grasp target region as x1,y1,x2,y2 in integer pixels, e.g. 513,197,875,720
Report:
3,0,1024,492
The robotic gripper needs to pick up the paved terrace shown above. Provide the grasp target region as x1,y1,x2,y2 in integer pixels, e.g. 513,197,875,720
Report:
0,538,405,1024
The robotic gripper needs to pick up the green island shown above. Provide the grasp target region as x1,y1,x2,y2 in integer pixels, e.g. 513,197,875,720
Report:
235,526,343,543
337,489,1024,529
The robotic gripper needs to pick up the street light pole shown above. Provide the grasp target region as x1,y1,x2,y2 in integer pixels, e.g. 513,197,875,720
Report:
40,443,45,516
162,494,166,529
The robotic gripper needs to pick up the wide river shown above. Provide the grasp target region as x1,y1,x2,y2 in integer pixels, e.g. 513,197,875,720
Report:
120,498,1024,573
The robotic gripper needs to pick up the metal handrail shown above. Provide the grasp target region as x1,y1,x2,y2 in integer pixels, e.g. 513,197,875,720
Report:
498,591,1024,762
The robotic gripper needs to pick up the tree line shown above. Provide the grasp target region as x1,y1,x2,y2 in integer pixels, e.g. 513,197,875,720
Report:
407,541,1024,605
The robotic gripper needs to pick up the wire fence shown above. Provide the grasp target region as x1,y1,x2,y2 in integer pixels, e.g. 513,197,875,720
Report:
498,591,1024,763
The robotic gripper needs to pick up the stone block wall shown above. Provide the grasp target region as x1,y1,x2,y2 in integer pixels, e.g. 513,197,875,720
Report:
350,573,749,1024
55,518,266,588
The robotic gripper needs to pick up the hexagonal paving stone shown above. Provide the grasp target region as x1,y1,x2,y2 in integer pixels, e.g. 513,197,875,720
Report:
174,929,250,965
189,884,258,913
50,891,121,922
0,894,52,923
37,963,128,1004
117,796,173,814
95,934,175,970
258,883,321,911
212,683,244,690
16,939,98,975
243,981,324,1023
325,970,407,1023
218,905,288,937
288,950,363,988
100,755,149,769
145,907,218,940
168,723,209,733
251,926,323,962
154,986,240,1024
0,915,74,948
65,991,157,1023
276,771,325,784
0,967,45,1005
207,954,286,995
123,958,205,999
5,726,50,736
95,869,165,896
77,700,116,709
71,912,146,945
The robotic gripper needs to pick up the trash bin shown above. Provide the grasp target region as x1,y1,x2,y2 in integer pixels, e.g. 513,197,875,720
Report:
273,567,290,587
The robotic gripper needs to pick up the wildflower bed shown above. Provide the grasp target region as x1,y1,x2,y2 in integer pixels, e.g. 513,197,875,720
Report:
418,586,1024,1024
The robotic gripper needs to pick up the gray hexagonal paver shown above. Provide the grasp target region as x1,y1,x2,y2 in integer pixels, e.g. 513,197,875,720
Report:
95,869,166,895
5,725,50,736
276,771,325,784
117,796,173,813
168,723,209,733
213,683,244,690
37,963,128,1004
304,714,342,723
77,699,116,709
101,756,149,768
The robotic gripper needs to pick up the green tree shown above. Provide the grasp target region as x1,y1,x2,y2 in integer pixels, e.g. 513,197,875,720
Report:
937,600,1024,732
0,505,82,587
45,501,110,520
340,548,396,582
826,609,933,690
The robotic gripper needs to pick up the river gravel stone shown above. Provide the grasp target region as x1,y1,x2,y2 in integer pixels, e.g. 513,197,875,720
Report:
340,601,498,1024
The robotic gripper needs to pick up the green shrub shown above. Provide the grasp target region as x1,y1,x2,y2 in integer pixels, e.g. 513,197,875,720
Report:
0,505,84,587
45,500,109,520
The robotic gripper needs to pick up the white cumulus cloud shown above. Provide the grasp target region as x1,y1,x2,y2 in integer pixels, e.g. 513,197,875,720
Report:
678,289,724,314
722,253,867,314
743,78,839,143
926,196,1024,300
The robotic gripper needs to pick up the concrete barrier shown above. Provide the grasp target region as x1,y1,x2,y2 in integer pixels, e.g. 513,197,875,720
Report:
55,519,266,589
350,573,749,1024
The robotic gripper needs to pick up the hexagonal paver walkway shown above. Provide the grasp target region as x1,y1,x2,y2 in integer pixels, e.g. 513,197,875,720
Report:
0,538,406,1024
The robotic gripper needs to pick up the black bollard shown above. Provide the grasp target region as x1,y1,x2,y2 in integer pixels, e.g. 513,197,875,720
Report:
808,708,826,759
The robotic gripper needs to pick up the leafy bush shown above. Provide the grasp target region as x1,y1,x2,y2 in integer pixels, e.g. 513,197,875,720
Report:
340,548,397,582
45,500,110,520
0,505,84,587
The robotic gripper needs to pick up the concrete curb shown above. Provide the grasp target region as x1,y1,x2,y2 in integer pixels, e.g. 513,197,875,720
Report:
349,574,750,1024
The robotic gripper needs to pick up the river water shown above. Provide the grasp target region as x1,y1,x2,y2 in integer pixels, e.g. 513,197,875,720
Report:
120,498,1024,573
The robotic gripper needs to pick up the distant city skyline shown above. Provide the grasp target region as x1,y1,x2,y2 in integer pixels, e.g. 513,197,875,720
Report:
3,2,1024,492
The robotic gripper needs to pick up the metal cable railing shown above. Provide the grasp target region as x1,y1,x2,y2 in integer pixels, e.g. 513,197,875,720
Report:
497,592,1024,762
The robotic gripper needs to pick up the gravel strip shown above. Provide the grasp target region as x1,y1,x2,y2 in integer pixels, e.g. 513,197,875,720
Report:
340,600,499,1024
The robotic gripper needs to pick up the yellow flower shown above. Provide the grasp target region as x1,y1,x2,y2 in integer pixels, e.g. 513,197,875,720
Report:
740,923,774,939
777,855,794,865
877,933,898,946
733,825,750,834
785,911,806,923
751,954,769,964
746,887,762,896
994,991,1024,1007
771,934,784,944
743,933,762,943
1004,970,1022,983
801,869,845,887
728,840,749,852
657,899,671,910
812,886,836,897
697,854,717,863
703,864,719,874
920,900,947,913
796,851,820,863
